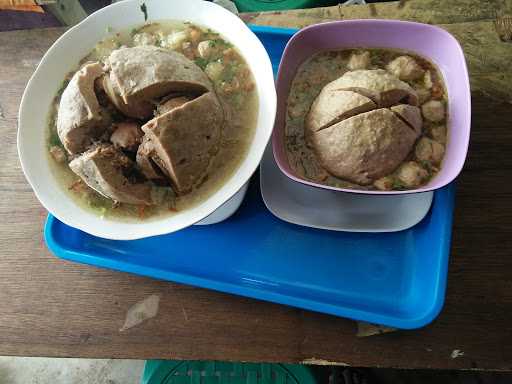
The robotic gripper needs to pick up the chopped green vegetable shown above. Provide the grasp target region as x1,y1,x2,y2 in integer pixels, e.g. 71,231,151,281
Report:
208,38,232,49
140,3,148,21
392,179,406,190
194,57,209,70
48,131,62,148
420,160,433,175
220,63,238,82
106,26,113,33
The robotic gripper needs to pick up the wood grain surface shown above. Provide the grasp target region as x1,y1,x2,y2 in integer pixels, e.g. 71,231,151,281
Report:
1,0,512,370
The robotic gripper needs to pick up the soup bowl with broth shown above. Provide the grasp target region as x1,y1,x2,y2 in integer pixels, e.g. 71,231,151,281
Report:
18,0,276,240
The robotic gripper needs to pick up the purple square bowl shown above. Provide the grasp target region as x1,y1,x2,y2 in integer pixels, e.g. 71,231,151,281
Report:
272,20,471,195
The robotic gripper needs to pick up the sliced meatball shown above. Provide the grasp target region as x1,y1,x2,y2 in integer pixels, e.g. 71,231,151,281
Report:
155,96,192,116
103,46,212,119
110,121,143,151
415,137,445,165
69,144,153,205
100,74,154,119
347,51,371,71
56,62,110,154
312,108,420,185
386,55,425,81
139,92,224,194
429,125,447,144
390,104,423,134
396,162,429,187
324,69,418,107
136,135,168,183
421,100,445,122
306,89,376,133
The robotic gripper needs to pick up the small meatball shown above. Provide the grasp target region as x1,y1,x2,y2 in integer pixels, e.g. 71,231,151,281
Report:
396,162,429,187
421,100,445,122
204,61,224,81
429,125,447,144
133,32,157,46
49,146,67,163
424,70,433,89
110,122,143,151
374,176,394,191
415,87,431,104
415,137,445,165
347,51,371,70
386,55,425,81
197,40,216,59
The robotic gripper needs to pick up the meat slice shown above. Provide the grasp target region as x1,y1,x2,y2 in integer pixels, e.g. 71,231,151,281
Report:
110,121,143,151
57,62,110,154
69,144,153,205
312,108,420,185
324,69,418,107
138,92,224,194
305,89,376,133
390,104,423,134
103,46,212,119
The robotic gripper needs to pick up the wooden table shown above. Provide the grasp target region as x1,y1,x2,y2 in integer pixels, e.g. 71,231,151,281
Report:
1,0,512,370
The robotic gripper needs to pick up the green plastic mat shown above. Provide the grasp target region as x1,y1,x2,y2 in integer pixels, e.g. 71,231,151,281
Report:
233,0,339,12
141,360,317,384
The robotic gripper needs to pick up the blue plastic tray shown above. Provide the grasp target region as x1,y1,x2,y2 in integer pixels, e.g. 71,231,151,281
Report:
44,26,455,329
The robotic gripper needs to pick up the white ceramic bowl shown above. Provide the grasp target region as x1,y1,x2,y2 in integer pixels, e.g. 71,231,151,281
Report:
18,0,276,240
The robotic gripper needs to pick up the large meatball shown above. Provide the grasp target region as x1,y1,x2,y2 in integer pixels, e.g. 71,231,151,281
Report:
312,108,420,185
308,70,422,185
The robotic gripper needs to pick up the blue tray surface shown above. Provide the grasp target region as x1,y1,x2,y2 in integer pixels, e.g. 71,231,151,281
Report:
44,26,455,329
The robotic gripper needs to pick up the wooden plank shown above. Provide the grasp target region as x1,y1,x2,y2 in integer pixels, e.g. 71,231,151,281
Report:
241,0,512,27
1,3,512,369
